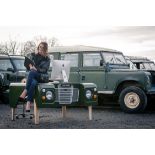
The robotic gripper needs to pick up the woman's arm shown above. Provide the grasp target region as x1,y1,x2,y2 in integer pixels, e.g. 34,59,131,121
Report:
29,64,37,71
36,57,50,73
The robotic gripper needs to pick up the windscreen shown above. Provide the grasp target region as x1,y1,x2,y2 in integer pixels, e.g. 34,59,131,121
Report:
102,52,127,64
12,59,26,71
150,63,155,70
143,62,155,70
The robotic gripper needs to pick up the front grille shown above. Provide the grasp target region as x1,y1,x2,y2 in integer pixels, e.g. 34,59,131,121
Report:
55,84,79,104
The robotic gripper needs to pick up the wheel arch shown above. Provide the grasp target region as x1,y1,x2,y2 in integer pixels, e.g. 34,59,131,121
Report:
114,80,145,96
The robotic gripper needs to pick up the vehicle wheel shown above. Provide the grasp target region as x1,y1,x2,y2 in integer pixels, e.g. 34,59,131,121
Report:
1,94,9,104
15,115,19,119
30,115,33,119
119,86,147,113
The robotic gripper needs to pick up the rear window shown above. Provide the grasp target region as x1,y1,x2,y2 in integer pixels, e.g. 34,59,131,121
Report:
60,53,78,67
83,53,101,67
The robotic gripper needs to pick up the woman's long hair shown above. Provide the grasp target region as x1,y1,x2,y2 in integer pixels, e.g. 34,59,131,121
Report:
37,42,48,56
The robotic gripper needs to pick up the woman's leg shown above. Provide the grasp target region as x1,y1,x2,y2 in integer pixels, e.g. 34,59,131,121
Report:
26,79,38,111
27,79,38,102
20,70,38,99
19,89,27,99
26,70,38,92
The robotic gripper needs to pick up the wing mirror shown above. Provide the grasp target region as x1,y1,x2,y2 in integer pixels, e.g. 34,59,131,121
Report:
100,60,104,66
100,60,110,72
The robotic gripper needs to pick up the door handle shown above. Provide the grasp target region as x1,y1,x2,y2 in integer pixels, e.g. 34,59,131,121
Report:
81,76,85,80
77,68,81,73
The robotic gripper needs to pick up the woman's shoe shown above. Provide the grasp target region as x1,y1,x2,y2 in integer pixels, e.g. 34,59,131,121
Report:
18,97,26,102
25,102,31,112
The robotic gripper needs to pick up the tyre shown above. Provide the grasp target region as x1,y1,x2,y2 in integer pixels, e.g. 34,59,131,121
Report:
15,115,19,119
119,86,147,113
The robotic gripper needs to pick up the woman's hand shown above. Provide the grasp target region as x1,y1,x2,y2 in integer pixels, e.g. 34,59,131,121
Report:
29,64,37,71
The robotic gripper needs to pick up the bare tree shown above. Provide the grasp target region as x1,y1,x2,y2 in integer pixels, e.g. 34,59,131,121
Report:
48,37,59,47
33,35,47,44
9,40,19,55
0,39,19,55
33,35,60,47
20,41,36,56
0,35,60,55
0,44,7,54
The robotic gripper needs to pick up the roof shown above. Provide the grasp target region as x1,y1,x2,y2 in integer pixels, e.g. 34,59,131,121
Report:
49,45,122,54
126,56,154,63
0,54,9,58
0,54,24,59
9,55,25,59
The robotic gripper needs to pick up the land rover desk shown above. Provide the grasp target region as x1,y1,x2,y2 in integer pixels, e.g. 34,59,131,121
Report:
9,82,97,124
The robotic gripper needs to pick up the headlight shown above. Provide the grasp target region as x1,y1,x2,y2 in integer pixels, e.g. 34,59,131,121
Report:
46,91,53,100
94,88,97,91
85,90,92,99
146,75,151,85
42,89,46,92
144,72,151,87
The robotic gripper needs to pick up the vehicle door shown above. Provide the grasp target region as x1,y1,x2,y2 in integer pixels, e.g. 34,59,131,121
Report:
79,52,106,91
101,52,129,91
0,58,17,82
60,53,80,83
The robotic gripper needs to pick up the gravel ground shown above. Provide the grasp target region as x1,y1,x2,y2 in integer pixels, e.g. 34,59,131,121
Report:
1,103,155,129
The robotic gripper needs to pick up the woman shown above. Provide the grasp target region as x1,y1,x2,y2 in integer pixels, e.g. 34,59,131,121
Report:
19,42,50,112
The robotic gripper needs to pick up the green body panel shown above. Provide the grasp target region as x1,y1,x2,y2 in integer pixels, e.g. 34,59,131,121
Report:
34,83,57,108
49,47,155,96
9,83,26,108
69,68,80,83
79,83,98,106
104,70,148,92
9,82,98,108
79,68,106,91
71,68,150,93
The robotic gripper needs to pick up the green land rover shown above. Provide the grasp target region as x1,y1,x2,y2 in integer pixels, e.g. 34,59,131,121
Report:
49,45,155,113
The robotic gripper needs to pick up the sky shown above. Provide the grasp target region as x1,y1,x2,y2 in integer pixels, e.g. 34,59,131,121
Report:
0,0,155,61
0,26,155,60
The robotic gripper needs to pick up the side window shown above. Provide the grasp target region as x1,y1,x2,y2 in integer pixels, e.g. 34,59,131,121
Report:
150,63,155,70
60,53,78,67
0,59,13,71
143,63,151,70
140,63,145,69
83,53,101,67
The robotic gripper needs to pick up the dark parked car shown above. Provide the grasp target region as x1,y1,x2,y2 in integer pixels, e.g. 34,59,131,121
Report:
126,56,155,87
126,56,155,71
0,54,26,103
